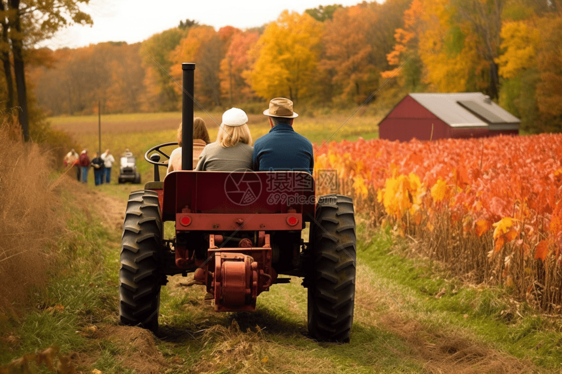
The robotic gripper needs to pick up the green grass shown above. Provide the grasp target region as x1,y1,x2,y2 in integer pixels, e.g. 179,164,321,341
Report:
357,225,562,369
155,274,422,373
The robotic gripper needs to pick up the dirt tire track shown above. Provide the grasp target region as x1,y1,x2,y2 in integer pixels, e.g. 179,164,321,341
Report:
355,264,536,373
90,189,127,231
73,188,171,374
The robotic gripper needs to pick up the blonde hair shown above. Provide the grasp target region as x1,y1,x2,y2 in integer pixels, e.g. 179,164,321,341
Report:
177,117,210,146
216,124,252,148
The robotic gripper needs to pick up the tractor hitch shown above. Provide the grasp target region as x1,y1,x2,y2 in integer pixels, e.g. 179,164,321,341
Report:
181,233,277,312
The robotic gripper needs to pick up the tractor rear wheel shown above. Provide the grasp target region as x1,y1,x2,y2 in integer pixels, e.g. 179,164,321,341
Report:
119,190,163,334
134,172,141,184
308,195,356,342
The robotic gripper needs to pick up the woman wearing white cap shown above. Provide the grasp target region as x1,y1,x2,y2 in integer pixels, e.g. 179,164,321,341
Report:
195,108,253,171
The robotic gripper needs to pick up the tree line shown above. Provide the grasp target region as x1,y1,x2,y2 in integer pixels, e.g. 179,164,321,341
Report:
4,0,562,134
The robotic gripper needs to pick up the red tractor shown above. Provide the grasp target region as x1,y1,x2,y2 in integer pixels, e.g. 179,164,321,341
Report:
119,63,356,342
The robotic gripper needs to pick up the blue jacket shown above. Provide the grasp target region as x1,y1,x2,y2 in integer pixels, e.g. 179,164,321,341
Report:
252,124,314,174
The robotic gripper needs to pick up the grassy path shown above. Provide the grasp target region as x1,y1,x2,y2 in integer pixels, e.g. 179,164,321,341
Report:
2,181,557,373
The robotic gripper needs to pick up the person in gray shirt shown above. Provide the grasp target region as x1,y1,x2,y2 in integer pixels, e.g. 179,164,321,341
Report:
195,108,253,171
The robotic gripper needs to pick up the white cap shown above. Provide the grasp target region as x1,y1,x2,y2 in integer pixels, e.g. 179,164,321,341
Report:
222,108,248,127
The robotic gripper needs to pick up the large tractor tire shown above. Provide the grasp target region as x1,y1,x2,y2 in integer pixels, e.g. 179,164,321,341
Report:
119,190,163,334
308,195,356,342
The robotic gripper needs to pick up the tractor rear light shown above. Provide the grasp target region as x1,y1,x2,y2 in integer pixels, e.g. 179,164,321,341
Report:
180,216,192,227
286,216,299,226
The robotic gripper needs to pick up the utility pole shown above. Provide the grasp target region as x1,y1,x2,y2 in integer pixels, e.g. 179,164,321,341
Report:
98,101,101,155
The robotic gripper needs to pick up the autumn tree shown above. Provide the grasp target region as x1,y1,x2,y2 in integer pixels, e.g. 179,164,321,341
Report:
536,16,562,131
170,26,223,107
106,44,145,113
219,31,259,106
305,4,341,22
416,0,484,93
496,21,540,80
33,42,145,115
496,0,561,132
366,0,413,70
382,0,425,90
178,19,199,30
249,11,323,103
140,28,186,112
452,0,505,99
0,0,92,140
0,1,13,111
320,5,379,105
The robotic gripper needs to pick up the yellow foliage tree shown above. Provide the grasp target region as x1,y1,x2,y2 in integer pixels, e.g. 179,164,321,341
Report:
417,0,484,93
248,11,323,103
496,21,540,79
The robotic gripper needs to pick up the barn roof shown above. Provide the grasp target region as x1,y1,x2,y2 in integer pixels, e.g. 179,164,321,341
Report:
409,93,520,128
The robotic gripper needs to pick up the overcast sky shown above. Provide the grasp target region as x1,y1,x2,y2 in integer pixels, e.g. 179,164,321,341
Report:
43,0,381,50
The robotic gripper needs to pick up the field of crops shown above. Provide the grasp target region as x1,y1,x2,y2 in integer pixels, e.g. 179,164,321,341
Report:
316,134,562,312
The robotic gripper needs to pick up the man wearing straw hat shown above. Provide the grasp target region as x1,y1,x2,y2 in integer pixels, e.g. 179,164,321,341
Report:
253,98,314,174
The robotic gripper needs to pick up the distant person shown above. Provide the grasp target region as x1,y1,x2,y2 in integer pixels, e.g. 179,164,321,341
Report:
91,152,105,186
167,117,211,173
64,149,80,181
253,98,313,174
79,149,90,183
195,108,253,171
101,149,115,184
122,148,133,157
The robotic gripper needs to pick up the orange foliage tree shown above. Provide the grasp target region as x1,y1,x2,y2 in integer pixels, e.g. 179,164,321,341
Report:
170,26,223,107
219,31,259,106
320,5,379,105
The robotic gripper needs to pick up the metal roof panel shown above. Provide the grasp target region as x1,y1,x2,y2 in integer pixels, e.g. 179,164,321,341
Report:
409,93,520,128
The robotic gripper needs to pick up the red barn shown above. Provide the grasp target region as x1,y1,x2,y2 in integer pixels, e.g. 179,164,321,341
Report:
378,93,520,141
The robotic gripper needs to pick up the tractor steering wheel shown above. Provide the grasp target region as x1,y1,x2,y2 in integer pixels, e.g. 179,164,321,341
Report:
144,142,178,166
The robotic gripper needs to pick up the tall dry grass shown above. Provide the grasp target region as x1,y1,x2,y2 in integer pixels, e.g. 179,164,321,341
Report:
0,118,63,313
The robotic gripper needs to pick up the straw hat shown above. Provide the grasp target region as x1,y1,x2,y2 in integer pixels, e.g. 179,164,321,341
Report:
263,97,298,118
222,108,248,127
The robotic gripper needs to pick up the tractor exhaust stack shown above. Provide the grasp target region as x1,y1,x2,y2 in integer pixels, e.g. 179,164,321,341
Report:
181,63,195,171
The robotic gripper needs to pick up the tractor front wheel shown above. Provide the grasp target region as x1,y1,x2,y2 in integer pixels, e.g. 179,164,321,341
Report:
308,195,356,342
119,190,163,334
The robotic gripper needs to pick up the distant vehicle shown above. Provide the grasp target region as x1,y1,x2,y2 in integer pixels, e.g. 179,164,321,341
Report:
118,153,141,184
